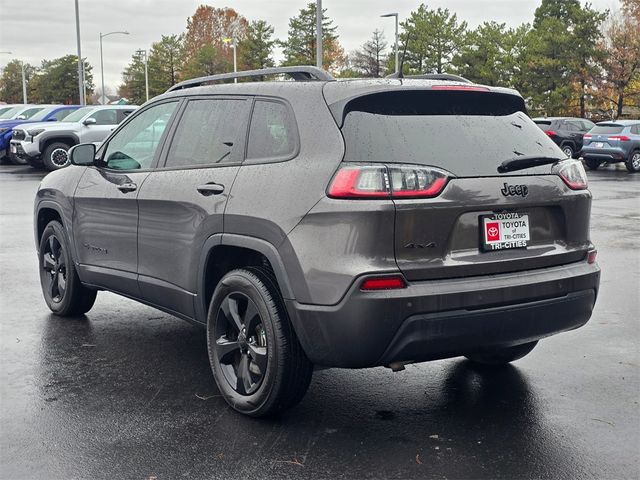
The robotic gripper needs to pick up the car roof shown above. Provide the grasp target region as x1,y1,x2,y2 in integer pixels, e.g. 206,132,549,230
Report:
532,117,590,121
596,120,640,126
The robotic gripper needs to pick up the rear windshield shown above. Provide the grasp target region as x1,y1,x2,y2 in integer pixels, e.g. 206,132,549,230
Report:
591,125,624,134
341,91,562,176
534,120,552,127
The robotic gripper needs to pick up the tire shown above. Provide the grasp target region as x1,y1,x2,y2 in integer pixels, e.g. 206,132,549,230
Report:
625,150,640,173
561,144,574,158
38,220,97,316
584,158,601,170
465,341,537,366
207,267,313,417
42,142,71,171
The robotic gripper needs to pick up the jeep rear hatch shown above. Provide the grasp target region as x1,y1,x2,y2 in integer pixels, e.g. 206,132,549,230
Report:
329,87,592,281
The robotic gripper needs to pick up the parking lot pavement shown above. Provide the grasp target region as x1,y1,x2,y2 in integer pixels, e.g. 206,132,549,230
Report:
1,163,638,480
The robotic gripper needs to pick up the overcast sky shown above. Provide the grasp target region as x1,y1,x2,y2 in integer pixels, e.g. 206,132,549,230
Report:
0,0,621,93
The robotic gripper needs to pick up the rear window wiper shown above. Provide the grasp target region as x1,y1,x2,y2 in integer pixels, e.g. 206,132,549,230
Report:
497,156,563,173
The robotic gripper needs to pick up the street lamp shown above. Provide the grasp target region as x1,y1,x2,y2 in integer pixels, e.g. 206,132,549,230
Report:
74,0,84,105
0,51,27,103
316,0,323,69
222,38,238,83
100,31,129,105
136,49,149,102
380,12,399,74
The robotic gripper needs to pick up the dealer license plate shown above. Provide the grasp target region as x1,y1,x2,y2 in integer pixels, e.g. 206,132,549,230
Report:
481,213,530,251
10,145,17,153
592,142,605,148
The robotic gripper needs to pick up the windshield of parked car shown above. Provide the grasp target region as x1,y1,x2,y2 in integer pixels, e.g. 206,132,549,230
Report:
0,106,15,117
28,107,58,122
341,91,562,176
590,124,624,134
0,106,22,119
63,107,95,123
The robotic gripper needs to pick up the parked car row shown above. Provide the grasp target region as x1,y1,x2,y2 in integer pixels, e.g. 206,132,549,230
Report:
0,103,138,171
534,116,640,173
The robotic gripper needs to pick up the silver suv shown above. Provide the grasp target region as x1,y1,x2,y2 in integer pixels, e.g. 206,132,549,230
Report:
12,105,137,171
34,67,600,417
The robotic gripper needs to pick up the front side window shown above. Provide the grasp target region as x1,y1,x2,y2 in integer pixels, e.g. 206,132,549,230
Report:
165,98,249,168
88,109,118,125
18,107,44,119
247,100,297,161
103,101,178,170
50,108,77,121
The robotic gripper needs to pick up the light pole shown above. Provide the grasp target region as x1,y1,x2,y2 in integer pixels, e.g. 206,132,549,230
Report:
74,0,84,105
137,49,149,101
100,31,129,105
222,38,238,83
381,12,399,74
316,0,323,69
0,51,27,103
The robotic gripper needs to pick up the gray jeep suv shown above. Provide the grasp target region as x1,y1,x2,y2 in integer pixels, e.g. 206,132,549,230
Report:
34,67,600,417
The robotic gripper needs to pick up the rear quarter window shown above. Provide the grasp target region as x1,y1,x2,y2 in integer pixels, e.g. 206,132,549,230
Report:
246,99,298,162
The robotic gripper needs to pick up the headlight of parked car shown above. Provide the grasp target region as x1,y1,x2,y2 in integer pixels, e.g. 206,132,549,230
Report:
27,128,45,137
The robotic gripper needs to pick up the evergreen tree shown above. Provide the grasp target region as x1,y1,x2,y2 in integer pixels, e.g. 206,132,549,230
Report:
30,55,93,104
148,34,184,96
0,59,35,103
119,50,147,105
239,20,276,71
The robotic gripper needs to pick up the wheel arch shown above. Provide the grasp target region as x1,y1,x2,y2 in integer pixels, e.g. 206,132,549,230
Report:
196,234,295,324
35,203,64,251
41,134,79,154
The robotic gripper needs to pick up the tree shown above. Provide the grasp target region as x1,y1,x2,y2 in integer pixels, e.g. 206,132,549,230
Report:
148,34,184,96
350,29,387,77
401,4,468,74
119,50,147,104
599,9,640,117
281,2,345,72
520,0,606,116
453,22,530,87
183,5,248,70
181,44,231,80
0,59,35,103
29,55,93,104
238,20,276,71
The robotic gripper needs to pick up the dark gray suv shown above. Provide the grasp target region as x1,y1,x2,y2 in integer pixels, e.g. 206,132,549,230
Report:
34,67,600,417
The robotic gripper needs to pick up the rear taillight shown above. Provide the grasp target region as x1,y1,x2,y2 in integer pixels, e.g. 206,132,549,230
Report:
583,134,592,139
608,135,630,141
361,275,407,291
587,249,597,264
552,160,588,190
545,130,557,137
328,163,451,199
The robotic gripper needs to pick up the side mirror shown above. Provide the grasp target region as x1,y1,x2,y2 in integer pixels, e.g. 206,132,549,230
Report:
16,115,26,120
47,118,57,122
69,143,96,166
83,117,97,126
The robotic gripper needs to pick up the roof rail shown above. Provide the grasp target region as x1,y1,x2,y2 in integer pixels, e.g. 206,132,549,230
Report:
385,72,471,83
167,66,335,92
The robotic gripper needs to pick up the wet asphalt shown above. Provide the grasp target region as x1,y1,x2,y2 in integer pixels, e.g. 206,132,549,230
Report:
0,163,638,480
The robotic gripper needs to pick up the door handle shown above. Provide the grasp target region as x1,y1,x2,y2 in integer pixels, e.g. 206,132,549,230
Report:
117,182,137,193
197,183,225,196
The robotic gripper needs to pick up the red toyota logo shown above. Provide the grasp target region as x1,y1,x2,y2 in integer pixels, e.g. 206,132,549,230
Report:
486,222,500,241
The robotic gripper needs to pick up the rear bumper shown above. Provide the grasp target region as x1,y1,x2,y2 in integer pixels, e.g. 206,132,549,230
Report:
581,147,628,162
286,260,600,368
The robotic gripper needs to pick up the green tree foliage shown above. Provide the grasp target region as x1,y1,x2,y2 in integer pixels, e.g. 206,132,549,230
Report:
118,50,147,105
281,2,345,71
181,44,231,79
453,22,530,87
350,29,388,78
148,34,184,96
401,4,468,74
30,55,93,104
521,0,607,116
0,60,35,103
239,20,276,71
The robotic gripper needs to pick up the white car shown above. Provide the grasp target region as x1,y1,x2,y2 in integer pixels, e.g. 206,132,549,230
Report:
10,105,137,171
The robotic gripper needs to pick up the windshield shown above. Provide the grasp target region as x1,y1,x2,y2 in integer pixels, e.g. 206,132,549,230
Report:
64,107,94,123
0,106,22,119
342,111,562,177
28,107,58,122
0,106,15,117
591,125,624,134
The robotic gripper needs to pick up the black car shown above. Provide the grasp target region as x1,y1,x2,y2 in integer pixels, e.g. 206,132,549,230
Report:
533,117,595,158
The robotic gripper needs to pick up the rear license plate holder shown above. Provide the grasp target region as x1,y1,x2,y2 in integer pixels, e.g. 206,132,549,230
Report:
481,213,530,251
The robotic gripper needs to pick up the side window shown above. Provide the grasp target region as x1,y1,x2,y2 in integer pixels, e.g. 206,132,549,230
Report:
88,109,118,125
103,101,178,170
117,109,135,124
19,108,44,119
247,100,298,161
581,120,595,131
50,109,75,121
164,98,249,168
566,121,580,132
632,125,640,135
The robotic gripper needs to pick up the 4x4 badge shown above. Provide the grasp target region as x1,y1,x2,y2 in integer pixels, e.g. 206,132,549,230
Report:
501,183,529,197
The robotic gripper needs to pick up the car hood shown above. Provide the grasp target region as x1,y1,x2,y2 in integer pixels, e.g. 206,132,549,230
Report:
12,121,77,133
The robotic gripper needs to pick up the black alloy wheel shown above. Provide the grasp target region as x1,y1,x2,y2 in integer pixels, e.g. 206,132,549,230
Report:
214,292,268,395
42,234,67,303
